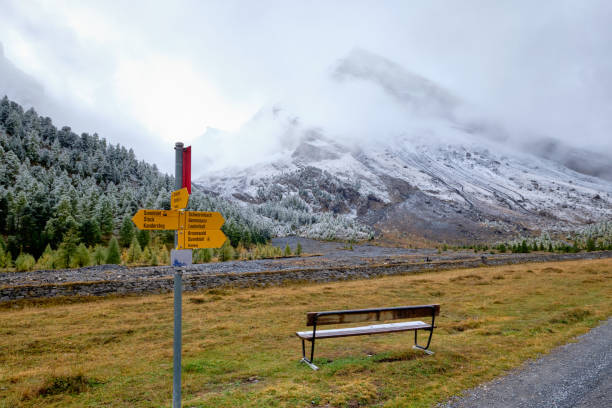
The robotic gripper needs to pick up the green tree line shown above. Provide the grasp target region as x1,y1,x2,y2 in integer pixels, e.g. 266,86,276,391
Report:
0,95,272,266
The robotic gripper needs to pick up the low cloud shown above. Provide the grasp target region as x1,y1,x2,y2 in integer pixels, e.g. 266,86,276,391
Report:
1,1,611,174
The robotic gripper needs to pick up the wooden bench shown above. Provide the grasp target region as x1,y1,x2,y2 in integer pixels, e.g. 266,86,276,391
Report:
296,304,440,370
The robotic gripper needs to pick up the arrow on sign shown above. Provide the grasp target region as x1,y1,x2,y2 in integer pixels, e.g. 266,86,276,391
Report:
184,211,225,230
132,209,180,230
178,229,227,249
171,187,189,210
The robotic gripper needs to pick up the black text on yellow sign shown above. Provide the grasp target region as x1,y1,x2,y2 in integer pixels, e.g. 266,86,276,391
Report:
132,209,180,230
171,188,189,210
132,210,225,231
177,229,227,249
184,211,225,230
131,207,227,249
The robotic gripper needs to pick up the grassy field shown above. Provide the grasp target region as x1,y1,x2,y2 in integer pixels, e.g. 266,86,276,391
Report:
1,258,610,407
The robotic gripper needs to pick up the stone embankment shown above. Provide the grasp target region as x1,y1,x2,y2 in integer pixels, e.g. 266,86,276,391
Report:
1,250,611,302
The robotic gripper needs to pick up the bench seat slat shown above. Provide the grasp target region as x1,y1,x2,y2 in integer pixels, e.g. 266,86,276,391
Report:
296,321,431,340
306,304,439,326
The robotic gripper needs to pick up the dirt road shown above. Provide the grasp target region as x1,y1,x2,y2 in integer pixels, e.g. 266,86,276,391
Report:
441,319,612,408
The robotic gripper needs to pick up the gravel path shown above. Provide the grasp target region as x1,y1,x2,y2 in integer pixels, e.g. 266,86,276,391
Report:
441,318,612,408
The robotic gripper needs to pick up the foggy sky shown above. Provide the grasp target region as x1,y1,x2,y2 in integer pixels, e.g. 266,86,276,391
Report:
0,0,611,174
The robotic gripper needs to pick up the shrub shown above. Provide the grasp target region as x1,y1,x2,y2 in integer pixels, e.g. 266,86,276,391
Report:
15,253,36,271
36,244,56,270
150,247,159,266
219,241,235,262
36,374,94,397
586,237,596,252
0,246,7,268
194,248,212,263
70,244,91,268
93,245,106,265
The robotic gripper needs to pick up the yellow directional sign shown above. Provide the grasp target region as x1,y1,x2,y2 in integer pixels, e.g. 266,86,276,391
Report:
132,209,180,230
171,188,189,210
177,229,227,249
184,211,225,230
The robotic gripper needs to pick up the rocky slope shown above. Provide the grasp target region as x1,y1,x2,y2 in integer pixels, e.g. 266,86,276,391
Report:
196,49,612,243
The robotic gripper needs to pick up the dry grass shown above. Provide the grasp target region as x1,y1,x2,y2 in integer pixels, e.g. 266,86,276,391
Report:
0,258,610,407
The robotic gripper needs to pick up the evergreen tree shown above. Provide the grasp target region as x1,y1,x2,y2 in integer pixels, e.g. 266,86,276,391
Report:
71,243,90,268
106,237,121,264
44,198,78,247
296,242,302,255
0,95,279,264
0,245,6,268
142,246,152,264
79,219,101,246
284,244,292,256
136,229,150,249
36,244,55,270
119,217,135,247
57,226,80,268
97,196,114,237
586,237,596,252
93,245,106,265
572,240,580,253
6,236,20,259
150,247,159,266
159,245,169,264
127,236,142,263
4,251,12,268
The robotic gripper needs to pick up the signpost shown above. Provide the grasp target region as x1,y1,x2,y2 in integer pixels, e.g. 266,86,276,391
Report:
132,209,180,230
130,143,226,408
171,187,189,210
184,211,225,230
132,209,227,246
178,229,228,249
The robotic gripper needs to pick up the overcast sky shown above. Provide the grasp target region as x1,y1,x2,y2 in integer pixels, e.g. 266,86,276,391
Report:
1,0,611,174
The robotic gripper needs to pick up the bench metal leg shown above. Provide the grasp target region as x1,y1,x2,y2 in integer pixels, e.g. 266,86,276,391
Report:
413,329,435,355
300,338,319,370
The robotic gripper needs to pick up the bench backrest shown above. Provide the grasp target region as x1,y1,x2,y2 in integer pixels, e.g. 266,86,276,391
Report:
306,304,440,326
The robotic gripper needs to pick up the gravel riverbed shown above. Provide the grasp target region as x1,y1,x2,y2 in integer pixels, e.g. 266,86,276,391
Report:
1,238,611,302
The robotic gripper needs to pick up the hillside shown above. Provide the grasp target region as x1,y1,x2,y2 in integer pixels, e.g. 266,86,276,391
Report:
196,49,612,244
0,96,273,259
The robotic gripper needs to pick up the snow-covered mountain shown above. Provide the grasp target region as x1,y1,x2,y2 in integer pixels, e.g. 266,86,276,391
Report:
196,49,612,243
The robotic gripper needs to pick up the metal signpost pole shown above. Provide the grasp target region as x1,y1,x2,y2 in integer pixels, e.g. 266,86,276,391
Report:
173,142,184,408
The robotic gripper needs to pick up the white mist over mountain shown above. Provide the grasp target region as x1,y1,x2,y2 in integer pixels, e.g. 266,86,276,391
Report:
194,49,519,174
